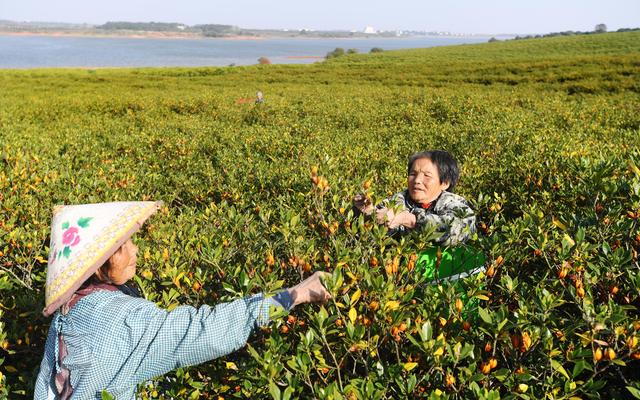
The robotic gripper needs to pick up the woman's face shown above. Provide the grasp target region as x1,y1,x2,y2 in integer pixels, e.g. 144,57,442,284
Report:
408,158,450,205
108,239,138,285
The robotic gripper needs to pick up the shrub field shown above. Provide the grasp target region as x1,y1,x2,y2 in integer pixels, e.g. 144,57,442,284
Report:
1,31,639,399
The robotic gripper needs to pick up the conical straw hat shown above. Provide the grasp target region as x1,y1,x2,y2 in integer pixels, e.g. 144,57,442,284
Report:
43,201,162,316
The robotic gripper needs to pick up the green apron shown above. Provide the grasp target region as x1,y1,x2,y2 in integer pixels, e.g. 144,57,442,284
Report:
416,245,486,283
416,245,486,316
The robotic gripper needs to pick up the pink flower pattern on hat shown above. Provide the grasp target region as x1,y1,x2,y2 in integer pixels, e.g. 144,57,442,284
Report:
62,227,81,247
57,217,93,260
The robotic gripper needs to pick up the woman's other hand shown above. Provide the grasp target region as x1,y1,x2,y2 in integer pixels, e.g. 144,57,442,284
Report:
353,194,374,215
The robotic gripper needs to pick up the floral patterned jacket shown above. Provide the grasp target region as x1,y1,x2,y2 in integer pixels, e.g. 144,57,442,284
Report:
381,190,476,246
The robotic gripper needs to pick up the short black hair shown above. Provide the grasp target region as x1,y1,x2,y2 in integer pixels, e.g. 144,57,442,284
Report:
407,150,460,192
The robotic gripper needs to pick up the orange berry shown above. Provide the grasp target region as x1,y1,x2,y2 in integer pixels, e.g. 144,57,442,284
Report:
369,301,379,312
335,318,343,327
462,321,471,331
191,282,201,291
266,253,275,267
594,347,603,362
486,264,495,278
485,342,492,353
455,298,463,312
481,362,491,374
557,267,568,279
398,322,407,332
521,332,532,352
511,334,521,349
280,325,289,334
606,348,616,360
445,374,455,386
287,315,296,325
489,358,498,369
363,180,371,190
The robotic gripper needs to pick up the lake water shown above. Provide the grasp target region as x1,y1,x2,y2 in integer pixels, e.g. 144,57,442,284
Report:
0,34,492,69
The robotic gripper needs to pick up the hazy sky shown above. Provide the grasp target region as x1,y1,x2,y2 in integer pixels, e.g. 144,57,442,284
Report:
1,0,638,34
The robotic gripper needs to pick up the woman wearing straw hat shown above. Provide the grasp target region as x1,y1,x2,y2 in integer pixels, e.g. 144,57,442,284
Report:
34,201,330,399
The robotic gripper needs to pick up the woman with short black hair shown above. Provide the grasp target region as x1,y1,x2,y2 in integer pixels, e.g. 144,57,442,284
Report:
353,150,476,246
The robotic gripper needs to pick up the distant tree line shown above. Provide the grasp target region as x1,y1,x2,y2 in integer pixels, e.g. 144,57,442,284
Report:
96,21,244,37
513,24,639,40
97,22,188,32
193,24,241,37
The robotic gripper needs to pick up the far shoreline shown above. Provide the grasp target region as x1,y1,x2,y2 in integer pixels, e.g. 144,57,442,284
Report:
0,30,494,41
0,30,265,40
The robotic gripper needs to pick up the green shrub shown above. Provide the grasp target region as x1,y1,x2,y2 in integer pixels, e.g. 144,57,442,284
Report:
1,31,639,399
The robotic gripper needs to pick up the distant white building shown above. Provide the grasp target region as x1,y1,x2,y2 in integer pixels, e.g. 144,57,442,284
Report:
177,25,186,31
363,26,376,34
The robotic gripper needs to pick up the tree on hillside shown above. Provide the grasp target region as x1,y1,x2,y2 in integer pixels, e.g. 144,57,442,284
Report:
595,23,607,33
326,47,345,59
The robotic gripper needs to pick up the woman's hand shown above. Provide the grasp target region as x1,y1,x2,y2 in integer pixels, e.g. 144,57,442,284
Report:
375,207,395,225
387,211,416,229
375,208,416,229
287,272,332,307
353,194,374,215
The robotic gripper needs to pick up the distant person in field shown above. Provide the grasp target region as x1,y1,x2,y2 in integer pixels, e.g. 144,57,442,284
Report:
255,90,264,103
35,201,330,400
353,150,476,246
